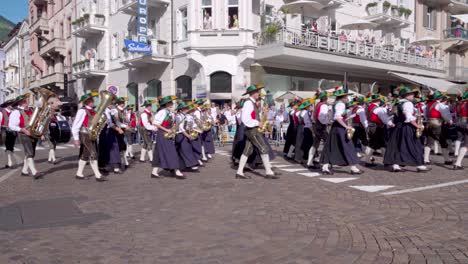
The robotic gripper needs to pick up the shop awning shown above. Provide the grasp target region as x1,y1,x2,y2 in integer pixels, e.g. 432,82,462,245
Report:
388,72,465,94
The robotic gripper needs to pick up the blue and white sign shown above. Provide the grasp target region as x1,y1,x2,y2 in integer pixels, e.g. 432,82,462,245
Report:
137,0,148,43
124,39,152,54
107,85,118,95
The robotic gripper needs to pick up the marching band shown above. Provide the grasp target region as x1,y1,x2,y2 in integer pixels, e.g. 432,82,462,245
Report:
0,83,467,181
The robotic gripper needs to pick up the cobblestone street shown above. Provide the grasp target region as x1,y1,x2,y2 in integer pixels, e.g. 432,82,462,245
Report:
1,144,468,264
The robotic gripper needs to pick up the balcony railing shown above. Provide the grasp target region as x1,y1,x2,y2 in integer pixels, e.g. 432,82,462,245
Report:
444,27,468,40
453,0,468,4
119,39,170,67
118,0,170,15
41,72,65,86
72,15,106,37
257,28,443,71
72,58,107,78
364,2,411,27
39,38,67,57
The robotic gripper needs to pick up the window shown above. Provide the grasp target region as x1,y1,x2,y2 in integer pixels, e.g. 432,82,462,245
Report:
178,7,188,40
67,17,71,38
423,5,437,30
147,79,161,111
210,72,232,93
111,33,117,59
202,0,212,30
265,5,273,16
127,83,138,110
176,75,192,100
227,0,239,29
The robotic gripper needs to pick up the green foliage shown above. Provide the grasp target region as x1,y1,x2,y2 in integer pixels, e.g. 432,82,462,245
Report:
383,1,391,9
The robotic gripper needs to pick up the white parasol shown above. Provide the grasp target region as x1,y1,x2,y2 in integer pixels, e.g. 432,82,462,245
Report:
340,19,379,31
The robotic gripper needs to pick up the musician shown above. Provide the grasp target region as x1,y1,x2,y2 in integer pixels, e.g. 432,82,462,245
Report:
115,97,130,169
454,91,468,170
236,85,278,180
44,97,63,164
8,93,44,179
293,99,306,164
423,91,453,165
350,96,373,166
201,103,215,159
72,92,107,181
98,102,124,174
231,99,246,164
309,90,330,167
1,99,17,169
151,95,184,179
320,88,362,175
297,99,314,166
138,100,156,163
125,104,137,159
175,102,200,172
187,103,204,167
383,87,430,172
366,94,394,164
283,99,300,159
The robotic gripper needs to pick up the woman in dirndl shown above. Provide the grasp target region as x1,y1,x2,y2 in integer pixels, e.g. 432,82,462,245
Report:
320,88,362,175
201,103,215,159
283,99,300,158
175,101,200,172
151,96,184,179
383,87,431,173
297,99,314,166
232,99,247,163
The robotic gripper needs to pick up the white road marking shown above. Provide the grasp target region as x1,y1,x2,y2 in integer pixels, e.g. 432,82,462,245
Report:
320,178,357,183
350,185,394,193
280,168,309,172
297,172,321,178
272,165,294,168
382,179,468,196
0,168,20,184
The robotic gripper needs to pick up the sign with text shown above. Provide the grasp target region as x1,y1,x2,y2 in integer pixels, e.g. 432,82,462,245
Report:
137,0,148,43
124,39,152,54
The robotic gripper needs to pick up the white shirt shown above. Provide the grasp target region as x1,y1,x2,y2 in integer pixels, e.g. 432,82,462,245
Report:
430,101,452,123
369,103,394,126
301,110,312,128
401,100,416,123
241,98,260,128
236,112,242,125
354,106,368,128
71,106,93,140
176,113,186,133
116,106,127,128
223,110,232,124
0,111,3,127
105,108,116,127
188,114,199,129
275,113,284,128
8,107,25,132
154,108,173,126
317,104,330,125
141,110,156,131
194,109,201,120
210,107,217,120
333,102,346,121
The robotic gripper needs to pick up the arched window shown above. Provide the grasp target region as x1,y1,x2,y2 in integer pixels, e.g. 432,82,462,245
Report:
127,82,138,110
210,71,232,93
176,75,192,100
146,79,161,111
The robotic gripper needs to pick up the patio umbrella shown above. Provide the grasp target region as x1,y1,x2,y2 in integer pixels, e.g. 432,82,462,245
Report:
451,14,468,24
340,19,378,30
281,1,325,15
410,36,441,46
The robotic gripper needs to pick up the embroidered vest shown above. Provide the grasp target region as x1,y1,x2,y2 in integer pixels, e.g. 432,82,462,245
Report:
367,103,383,125
427,101,441,119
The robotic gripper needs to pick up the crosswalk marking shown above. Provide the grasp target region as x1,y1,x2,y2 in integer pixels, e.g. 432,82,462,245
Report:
280,168,309,172
297,172,321,178
272,165,294,168
350,185,394,193
320,178,357,183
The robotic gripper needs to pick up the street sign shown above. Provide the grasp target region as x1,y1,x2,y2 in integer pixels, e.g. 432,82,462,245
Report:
107,85,118,95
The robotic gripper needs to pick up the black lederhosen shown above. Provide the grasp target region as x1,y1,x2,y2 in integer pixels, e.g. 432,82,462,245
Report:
242,127,268,157
19,133,38,158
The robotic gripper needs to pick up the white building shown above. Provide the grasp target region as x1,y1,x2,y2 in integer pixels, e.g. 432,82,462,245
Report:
71,0,445,108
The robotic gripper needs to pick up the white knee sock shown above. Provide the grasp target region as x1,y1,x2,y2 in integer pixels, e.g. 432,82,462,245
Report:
237,155,248,175
442,148,451,162
424,146,431,163
307,147,315,166
364,146,372,163
27,158,37,175
77,159,86,177
260,154,274,175
152,167,160,176
454,140,461,156
50,149,56,162
287,146,295,158
350,165,360,173
140,149,147,162
175,169,183,176
198,160,204,166
6,151,13,166
322,163,330,172
122,152,129,166
22,157,28,174
207,153,212,159
48,150,52,162
128,145,134,157
434,142,440,154
90,160,102,178
455,147,467,167
147,150,153,162
380,148,386,157
202,146,208,161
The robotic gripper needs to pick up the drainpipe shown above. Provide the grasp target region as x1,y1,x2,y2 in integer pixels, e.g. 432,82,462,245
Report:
170,0,174,95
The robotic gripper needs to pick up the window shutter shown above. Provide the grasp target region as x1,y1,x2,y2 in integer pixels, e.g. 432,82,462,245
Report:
432,9,437,30
423,5,428,28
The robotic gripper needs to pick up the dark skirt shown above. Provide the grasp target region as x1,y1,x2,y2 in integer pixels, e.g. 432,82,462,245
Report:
383,122,424,166
283,122,296,154
152,129,181,170
191,136,203,160
232,124,246,161
368,124,387,150
320,122,359,166
294,124,305,162
107,129,121,167
301,127,314,160
175,134,199,168
98,126,111,168
202,130,215,154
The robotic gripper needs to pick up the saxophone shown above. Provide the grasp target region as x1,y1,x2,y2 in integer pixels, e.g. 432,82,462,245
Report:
28,87,58,138
258,106,273,133
164,116,180,140
89,90,117,141
415,107,423,138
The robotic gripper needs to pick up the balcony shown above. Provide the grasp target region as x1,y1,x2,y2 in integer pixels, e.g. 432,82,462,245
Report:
39,38,67,57
119,40,170,68
187,29,255,50
30,17,49,34
5,61,19,69
72,15,106,38
72,58,107,78
255,28,445,81
41,72,65,88
448,0,468,14
117,0,170,16
364,2,411,28
444,27,468,51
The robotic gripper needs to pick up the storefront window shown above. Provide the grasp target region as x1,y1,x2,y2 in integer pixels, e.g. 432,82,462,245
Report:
147,79,161,111
210,72,232,93
227,0,239,29
127,82,138,110
202,0,212,30
176,75,192,100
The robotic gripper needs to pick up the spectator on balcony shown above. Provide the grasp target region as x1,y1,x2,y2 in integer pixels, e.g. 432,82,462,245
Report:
313,21,318,33
356,32,364,44
203,11,212,30
339,31,348,42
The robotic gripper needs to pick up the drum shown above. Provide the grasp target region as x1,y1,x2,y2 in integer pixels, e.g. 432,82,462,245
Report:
57,120,71,143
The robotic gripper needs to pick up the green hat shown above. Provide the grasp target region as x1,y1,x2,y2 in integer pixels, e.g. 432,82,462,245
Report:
429,91,443,101
398,86,416,97
195,98,207,105
201,103,212,110
346,101,355,108
462,91,468,101
125,104,135,110
315,89,328,99
298,99,312,110
187,103,198,112
333,87,349,98
177,101,191,111
79,92,99,103
0,99,16,108
242,84,263,96
366,92,381,102
14,93,31,104
288,98,301,108
115,97,128,104
141,99,157,107
159,95,177,106
354,96,365,104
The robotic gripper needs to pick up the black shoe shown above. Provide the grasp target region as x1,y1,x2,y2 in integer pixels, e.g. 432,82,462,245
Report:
124,165,130,170
322,170,334,175
21,172,29,177
416,167,432,173
365,163,377,167
138,160,147,163
150,173,162,179
33,172,45,180
235,173,249,179
453,165,464,170
95,177,108,182
266,174,280,179
75,175,89,180
350,170,364,175
424,161,432,165
444,161,454,165
4,165,10,169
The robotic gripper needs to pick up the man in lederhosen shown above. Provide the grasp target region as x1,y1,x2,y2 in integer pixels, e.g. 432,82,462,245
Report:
454,91,468,170
72,92,107,181
125,104,137,159
115,97,130,169
1,99,17,169
139,100,156,162
8,93,45,179
236,85,278,180
423,91,454,165
350,96,373,166
309,90,330,167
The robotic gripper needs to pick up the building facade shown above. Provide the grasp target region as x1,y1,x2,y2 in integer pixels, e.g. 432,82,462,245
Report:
0,49,5,103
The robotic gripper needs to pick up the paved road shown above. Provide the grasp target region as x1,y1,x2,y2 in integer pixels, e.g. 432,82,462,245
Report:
0,144,467,264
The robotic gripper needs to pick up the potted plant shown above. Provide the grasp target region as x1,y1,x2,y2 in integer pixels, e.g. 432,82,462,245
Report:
82,14,90,26
366,2,378,15
383,1,391,13
265,23,279,42
94,14,105,25
398,6,405,17
403,8,412,19
391,5,399,16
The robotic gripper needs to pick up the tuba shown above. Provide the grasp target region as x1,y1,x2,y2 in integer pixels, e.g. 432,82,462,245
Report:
28,87,58,138
89,90,117,141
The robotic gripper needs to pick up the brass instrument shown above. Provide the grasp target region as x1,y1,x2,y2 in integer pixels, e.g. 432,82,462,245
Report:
188,120,199,140
164,116,180,140
28,87,58,138
89,90,117,141
416,107,423,138
201,113,212,131
258,106,273,133
346,114,356,140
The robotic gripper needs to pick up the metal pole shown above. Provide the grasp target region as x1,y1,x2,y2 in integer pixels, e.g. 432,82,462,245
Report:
344,72,348,92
